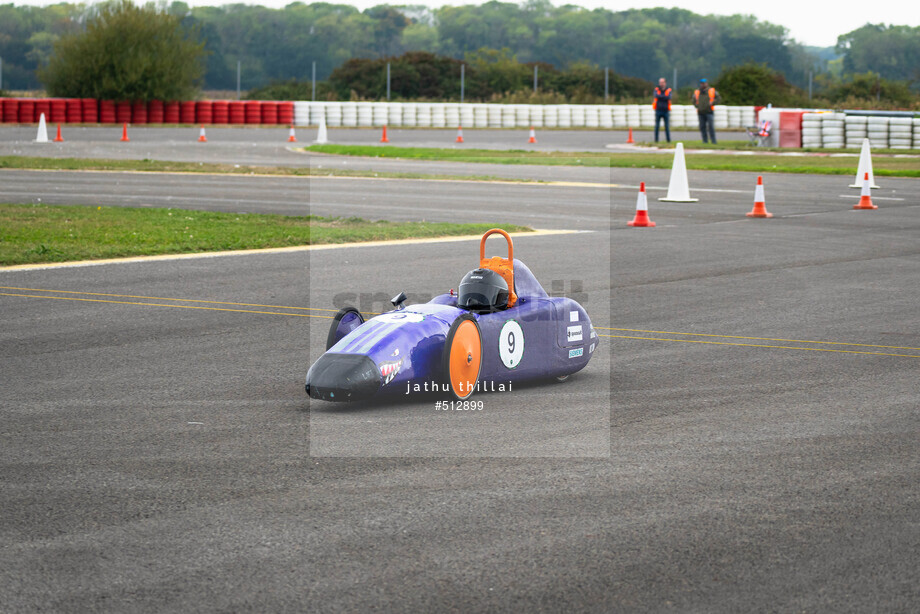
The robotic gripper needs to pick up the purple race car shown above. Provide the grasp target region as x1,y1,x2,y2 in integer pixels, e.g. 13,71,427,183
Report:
306,229,598,402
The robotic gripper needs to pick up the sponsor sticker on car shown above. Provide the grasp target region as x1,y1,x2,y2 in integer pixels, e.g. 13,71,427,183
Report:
567,325,583,342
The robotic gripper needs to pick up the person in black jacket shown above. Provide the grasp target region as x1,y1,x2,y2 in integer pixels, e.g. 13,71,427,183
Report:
652,78,672,143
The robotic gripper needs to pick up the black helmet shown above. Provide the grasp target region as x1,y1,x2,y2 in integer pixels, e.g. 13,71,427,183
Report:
458,268,508,313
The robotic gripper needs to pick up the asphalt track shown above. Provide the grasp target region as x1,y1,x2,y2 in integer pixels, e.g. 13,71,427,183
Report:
0,124,744,157
2,128,920,611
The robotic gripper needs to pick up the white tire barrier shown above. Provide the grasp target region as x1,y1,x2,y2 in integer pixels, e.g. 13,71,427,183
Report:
669,105,686,128
285,101,913,149
416,103,431,127
402,102,417,127
387,102,402,126
727,106,741,128
557,105,572,128
326,102,342,127
889,116,912,149
371,102,387,126
487,105,502,128
514,104,530,127
583,105,598,128
356,102,372,127
866,116,888,148
444,103,460,128
802,112,823,148
429,103,446,128
821,113,845,148
740,106,756,127
341,102,357,127
312,102,328,126
458,103,473,128
598,105,613,128
472,104,488,128
293,101,310,126
845,115,867,148
639,106,654,128
530,105,544,128
626,104,640,127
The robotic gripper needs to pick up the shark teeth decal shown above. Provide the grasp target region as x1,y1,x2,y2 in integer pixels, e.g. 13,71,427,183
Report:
379,358,403,385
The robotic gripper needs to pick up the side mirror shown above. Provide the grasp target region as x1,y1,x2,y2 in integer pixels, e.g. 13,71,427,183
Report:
391,291,408,310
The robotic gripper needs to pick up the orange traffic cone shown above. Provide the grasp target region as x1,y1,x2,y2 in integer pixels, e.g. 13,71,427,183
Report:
287,125,297,142
853,172,878,210
746,175,773,218
198,125,207,142
456,126,464,143
627,182,656,227
120,123,130,142
528,126,537,144
626,127,634,144
380,125,389,143
53,124,64,142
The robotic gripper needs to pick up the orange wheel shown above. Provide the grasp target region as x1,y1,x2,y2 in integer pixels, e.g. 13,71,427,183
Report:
442,314,482,400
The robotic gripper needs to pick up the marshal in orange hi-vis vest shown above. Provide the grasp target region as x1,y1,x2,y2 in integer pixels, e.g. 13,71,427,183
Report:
652,87,672,110
694,87,717,107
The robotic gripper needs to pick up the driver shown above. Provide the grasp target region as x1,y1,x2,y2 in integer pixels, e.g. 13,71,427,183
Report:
457,268,509,313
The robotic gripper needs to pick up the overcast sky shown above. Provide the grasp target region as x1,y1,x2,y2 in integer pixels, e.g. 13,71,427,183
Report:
11,0,918,48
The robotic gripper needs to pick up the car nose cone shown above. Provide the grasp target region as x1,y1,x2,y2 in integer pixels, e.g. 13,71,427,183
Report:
305,353,381,402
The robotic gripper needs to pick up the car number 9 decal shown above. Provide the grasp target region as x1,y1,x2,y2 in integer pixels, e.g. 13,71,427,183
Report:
499,320,524,369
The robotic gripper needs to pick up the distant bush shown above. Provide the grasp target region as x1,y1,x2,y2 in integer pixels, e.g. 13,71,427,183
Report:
714,62,806,106
39,0,205,101
821,72,915,106
713,62,919,109
245,79,336,101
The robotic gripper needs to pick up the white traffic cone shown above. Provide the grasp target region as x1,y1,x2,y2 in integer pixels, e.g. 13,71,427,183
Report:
659,142,698,202
197,125,207,142
34,113,49,143
528,126,536,144
849,138,879,188
315,115,328,144
288,125,297,142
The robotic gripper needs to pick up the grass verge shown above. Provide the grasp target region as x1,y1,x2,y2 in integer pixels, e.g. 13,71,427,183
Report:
0,203,532,266
305,144,920,177
0,155,537,183
640,140,920,155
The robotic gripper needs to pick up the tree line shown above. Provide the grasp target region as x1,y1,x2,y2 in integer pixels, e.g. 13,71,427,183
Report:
308,50,652,103
1,1,918,104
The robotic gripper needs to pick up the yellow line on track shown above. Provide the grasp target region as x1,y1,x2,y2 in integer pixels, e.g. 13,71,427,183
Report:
0,292,334,319
594,326,920,352
0,286,341,313
3,288,917,359
596,333,920,359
